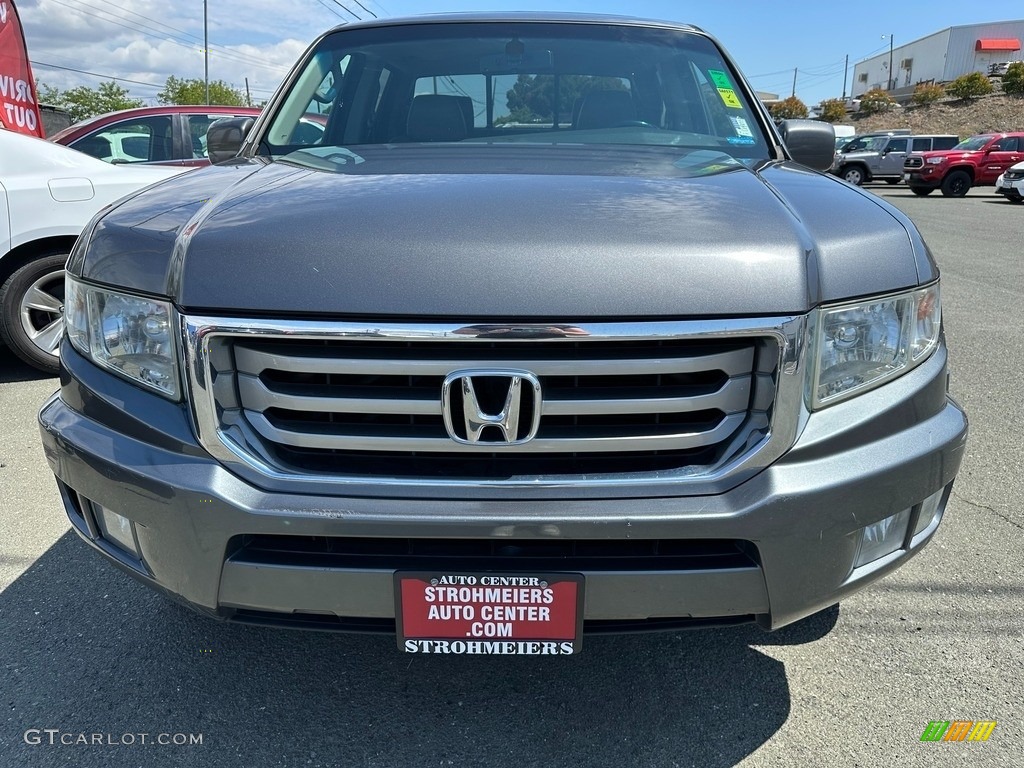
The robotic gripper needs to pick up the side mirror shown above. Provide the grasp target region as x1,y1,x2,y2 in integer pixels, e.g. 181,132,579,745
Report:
778,119,836,171
207,117,255,164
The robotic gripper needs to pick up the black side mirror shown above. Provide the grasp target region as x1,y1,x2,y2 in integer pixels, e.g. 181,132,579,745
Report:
207,117,255,164
778,119,836,171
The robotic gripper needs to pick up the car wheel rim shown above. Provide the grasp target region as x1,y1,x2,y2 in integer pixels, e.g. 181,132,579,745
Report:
19,270,65,358
844,170,861,184
952,179,968,195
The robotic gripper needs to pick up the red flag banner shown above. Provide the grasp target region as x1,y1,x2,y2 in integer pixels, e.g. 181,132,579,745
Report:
0,0,44,137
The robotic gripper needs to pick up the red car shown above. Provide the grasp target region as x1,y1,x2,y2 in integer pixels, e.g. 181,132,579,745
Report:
903,132,1024,197
48,105,263,168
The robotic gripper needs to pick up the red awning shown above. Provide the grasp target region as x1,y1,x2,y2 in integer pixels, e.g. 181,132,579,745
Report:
976,38,1021,52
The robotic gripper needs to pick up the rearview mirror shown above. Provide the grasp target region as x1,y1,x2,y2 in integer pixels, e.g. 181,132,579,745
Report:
778,119,835,171
207,117,255,164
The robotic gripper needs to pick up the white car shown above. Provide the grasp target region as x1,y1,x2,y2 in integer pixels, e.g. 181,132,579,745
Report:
0,130,189,373
995,160,1024,204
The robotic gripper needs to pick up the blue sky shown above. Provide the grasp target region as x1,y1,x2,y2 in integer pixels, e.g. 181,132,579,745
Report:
19,0,1021,107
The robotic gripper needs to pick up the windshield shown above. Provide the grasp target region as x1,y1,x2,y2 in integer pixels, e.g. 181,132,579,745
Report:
262,22,772,167
952,135,993,151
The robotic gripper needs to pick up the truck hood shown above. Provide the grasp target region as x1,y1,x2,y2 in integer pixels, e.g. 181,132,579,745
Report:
72,149,934,318
914,149,982,162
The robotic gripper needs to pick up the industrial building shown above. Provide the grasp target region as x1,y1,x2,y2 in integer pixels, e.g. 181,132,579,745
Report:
851,20,1024,99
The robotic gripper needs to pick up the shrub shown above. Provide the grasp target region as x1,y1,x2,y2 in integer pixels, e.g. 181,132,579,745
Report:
858,88,896,115
1002,62,1024,96
817,98,847,123
911,83,945,107
946,72,994,100
769,96,809,120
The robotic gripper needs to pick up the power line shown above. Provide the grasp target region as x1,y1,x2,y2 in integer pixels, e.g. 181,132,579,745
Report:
350,0,378,19
45,0,289,74
31,59,279,96
31,60,163,90
328,0,363,21
314,0,346,20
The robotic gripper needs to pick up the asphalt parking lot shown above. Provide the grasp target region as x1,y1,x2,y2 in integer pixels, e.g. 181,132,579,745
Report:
0,185,1021,768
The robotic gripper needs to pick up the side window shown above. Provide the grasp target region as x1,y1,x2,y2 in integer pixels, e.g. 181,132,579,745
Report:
932,137,958,150
73,116,174,163
911,138,931,152
186,114,252,159
884,138,908,153
992,136,1018,151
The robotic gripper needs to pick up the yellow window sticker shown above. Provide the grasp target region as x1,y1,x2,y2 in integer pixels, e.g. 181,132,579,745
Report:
718,88,742,109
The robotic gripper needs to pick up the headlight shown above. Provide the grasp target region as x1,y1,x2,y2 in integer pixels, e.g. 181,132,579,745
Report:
65,276,180,399
811,283,940,409
926,157,946,165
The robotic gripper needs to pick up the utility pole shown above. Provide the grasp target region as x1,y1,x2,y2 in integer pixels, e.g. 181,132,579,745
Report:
842,54,849,99
204,0,210,104
882,34,895,90
245,77,252,107
889,34,894,90
791,67,797,98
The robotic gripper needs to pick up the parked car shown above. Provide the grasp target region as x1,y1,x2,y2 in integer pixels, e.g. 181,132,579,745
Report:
831,134,959,185
903,133,1024,197
836,129,911,155
995,160,1024,203
41,14,967,652
48,105,263,168
0,130,188,372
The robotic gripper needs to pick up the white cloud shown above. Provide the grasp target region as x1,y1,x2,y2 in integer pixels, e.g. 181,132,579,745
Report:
18,0,350,102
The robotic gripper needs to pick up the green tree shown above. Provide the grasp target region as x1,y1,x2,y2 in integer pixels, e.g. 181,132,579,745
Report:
817,98,846,123
911,83,945,107
945,72,993,100
768,96,808,120
158,76,245,106
499,74,626,124
858,88,896,115
37,81,144,122
1001,62,1024,96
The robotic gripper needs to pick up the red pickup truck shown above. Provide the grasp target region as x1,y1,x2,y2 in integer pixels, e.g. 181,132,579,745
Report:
903,133,1024,197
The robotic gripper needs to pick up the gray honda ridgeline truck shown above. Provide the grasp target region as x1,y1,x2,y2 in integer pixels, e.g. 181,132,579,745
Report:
40,14,967,655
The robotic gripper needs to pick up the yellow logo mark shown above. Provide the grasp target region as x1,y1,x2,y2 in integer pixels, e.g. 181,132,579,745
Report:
967,721,997,742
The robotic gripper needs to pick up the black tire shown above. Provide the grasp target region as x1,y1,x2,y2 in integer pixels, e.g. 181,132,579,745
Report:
0,252,69,375
840,165,866,186
1007,194,1024,204
909,186,933,197
940,170,972,198
885,178,900,185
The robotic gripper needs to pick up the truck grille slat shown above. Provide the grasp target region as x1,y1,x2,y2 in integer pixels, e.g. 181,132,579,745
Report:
238,370,752,417
244,410,748,453
233,343,755,378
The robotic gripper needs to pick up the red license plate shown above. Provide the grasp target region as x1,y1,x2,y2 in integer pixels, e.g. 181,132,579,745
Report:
395,572,584,655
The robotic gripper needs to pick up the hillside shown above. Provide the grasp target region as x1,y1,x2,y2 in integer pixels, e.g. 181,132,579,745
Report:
847,93,1024,138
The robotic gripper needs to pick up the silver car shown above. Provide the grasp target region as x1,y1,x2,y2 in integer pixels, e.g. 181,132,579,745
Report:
40,14,967,655
831,134,959,185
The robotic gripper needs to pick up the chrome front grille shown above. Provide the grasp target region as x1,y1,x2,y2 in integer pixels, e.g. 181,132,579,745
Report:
904,156,924,169
184,317,806,497
232,338,763,455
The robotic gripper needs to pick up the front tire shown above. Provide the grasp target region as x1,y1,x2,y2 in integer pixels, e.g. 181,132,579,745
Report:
885,178,900,185
841,166,866,186
0,252,68,375
909,186,934,197
940,170,972,198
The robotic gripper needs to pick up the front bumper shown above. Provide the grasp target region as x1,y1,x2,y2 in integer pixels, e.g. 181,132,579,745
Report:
995,176,1024,198
903,168,941,189
40,342,967,633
